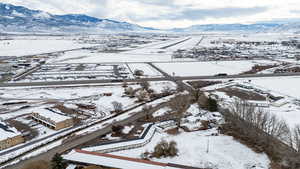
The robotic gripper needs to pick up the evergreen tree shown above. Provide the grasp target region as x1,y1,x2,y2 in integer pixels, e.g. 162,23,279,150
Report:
51,153,65,169
207,97,218,112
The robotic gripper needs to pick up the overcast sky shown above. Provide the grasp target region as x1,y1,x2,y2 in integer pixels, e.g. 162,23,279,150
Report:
2,0,300,29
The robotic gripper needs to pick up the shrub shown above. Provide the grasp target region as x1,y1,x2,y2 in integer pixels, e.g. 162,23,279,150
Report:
134,69,144,76
140,150,151,160
112,125,124,135
151,140,178,158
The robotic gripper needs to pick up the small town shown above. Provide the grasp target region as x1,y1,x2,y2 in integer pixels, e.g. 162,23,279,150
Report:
1,1,300,169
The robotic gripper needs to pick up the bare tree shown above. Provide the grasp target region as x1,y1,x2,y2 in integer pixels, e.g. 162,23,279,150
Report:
169,95,191,128
142,105,153,120
224,100,295,166
112,101,123,113
293,125,300,153
140,80,150,91
176,82,185,92
190,89,204,103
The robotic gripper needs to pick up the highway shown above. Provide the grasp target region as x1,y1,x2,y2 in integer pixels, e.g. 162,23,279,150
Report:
1,72,300,88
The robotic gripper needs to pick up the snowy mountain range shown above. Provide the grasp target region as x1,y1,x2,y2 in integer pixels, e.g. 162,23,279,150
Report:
0,3,156,33
171,23,281,33
172,22,300,33
0,2,300,33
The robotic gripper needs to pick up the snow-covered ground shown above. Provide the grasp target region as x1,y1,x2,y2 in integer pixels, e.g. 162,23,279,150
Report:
0,40,96,57
202,78,300,128
0,81,176,120
154,60,278,77
127,63,162,78
241,77,300,128
49,37,202,63
0,85,135,119
111,129,270,169
248,76,300,99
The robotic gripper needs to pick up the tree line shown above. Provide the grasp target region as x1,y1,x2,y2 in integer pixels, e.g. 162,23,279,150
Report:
220,100,300,169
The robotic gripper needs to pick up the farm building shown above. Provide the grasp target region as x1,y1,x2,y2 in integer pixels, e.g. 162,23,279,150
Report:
31,108,74,130
0,121,24,151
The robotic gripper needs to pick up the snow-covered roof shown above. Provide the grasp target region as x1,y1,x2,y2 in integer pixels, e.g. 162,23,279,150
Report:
272,98,289,106
63,149,201,169
0,121,22,141
32,108,72,123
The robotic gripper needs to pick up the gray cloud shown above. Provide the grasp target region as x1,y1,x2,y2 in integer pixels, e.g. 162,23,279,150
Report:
1,0,284,28
291,10,300,14
131,0,176,7
134,6,268,21
177,7,268,20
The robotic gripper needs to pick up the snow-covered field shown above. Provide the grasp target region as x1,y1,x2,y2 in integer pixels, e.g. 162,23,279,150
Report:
112,129,270,169
51,50,173,63
49,37,202,63
0,40,96,57
127,63,163,78
248,76,300,99
203,78,300,128
0,85,134,118
0,81,176,120
243,77,300,128
154,60,278,76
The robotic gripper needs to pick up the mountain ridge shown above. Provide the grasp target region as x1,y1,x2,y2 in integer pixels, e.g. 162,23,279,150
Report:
1,2,300,33
0,2,156,33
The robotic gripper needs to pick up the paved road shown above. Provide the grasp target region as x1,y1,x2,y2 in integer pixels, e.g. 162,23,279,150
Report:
12,65,41,81
176,72,300,80
2,98,168,169
4,45,101,58
147,62,194,91
2,72,300,88
0,78,163,87
160,37,191,49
